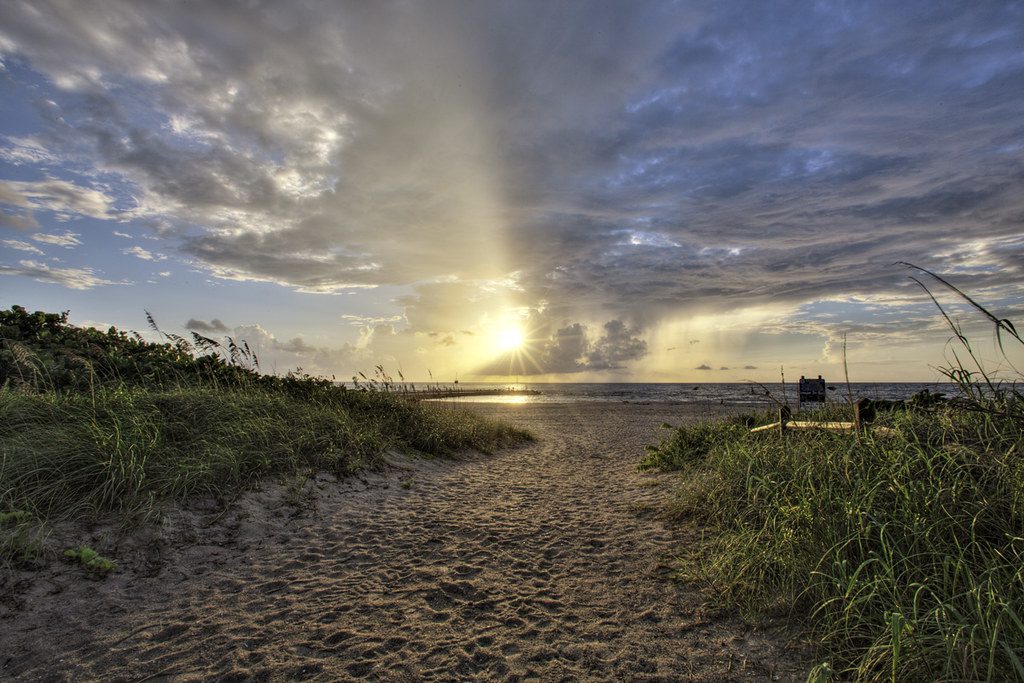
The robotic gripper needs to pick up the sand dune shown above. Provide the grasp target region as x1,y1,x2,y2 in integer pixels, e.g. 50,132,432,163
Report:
1,402,804,681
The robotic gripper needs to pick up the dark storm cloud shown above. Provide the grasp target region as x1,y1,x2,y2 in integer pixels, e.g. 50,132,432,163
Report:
1,0,1022,326
586,320,648,370
185,318,229,333
489,1,1024,316
543,323,589,375
476,317,648,375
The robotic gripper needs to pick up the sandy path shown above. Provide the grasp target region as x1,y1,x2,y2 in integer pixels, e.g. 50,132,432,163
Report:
1,402,803,681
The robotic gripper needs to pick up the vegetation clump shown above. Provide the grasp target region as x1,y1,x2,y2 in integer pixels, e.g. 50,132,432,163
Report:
0,305,529,546
63,546,116,575
0,509,43,569
644,268,1024,681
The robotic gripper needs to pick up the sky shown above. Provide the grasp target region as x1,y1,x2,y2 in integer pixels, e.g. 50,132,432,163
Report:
1,0,1022,382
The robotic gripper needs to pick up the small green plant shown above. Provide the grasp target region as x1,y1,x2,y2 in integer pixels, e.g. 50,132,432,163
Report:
0,510,32,525
281,470,314,507
64,545,117,575
639,415,756,471
0,510,44,568
400,477,415,490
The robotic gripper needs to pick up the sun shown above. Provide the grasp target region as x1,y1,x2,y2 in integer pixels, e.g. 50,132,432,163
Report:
495,326,525,351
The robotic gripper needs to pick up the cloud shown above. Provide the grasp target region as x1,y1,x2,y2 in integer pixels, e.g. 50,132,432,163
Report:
0,135,58,165
396,281,518,334
186,318,229,333
586,320,648,370
179,319,359,377
477,317,648,375
123,245,166,261
75,319,115,332
30,231,81,248
228,323,358,376
0,210,38,230
341,314,405,327
2,239,44,255
150,313,365,376
0,179,114,222
0,259,123,289
0,1,1022,375
542,323,589,374
278,337,315,353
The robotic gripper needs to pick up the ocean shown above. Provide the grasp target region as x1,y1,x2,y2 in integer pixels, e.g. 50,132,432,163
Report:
416,382,956,407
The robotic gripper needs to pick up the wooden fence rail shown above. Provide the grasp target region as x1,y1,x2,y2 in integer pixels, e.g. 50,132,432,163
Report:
750,400,896,437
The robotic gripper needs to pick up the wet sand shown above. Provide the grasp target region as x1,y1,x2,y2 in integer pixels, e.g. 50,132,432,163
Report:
1,402,805,681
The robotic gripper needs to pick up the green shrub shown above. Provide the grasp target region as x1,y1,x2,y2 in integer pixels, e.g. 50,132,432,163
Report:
0,384,525,522
639,417,753,471
63,545,116,575
0,305,530,530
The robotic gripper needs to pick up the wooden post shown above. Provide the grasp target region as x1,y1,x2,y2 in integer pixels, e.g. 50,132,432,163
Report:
779,406,791,436
854,398,874,430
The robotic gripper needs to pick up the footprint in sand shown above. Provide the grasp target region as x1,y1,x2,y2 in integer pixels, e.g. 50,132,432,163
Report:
1,404,804,681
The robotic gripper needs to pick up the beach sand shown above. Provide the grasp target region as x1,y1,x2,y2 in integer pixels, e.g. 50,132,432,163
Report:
1,402,806,681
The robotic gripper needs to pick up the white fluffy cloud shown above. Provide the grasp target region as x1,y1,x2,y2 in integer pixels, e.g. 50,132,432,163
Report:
0,136,58,166
0,179,113,222
31,230,81,248
2,239,43,255
0,259,123,289
123,245,166,261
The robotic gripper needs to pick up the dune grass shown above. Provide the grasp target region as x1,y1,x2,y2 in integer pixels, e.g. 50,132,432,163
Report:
0,305,529,566
1,385,523,522
643,267,1024,681
644,403,1024,680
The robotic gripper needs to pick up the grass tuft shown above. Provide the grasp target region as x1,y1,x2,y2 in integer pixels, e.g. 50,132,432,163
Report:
0,509,44,569
63,545,117,575
0,305,530,563
649,401,1024,680
644,268,1024,681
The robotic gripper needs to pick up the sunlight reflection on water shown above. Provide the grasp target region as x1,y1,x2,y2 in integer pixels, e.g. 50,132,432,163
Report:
425,394,534,404
419,382,956,407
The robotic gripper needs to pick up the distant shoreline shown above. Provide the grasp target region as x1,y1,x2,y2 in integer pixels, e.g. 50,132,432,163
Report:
417,381,958,407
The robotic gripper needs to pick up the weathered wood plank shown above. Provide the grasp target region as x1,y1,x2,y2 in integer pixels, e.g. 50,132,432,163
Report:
750,420,896,437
